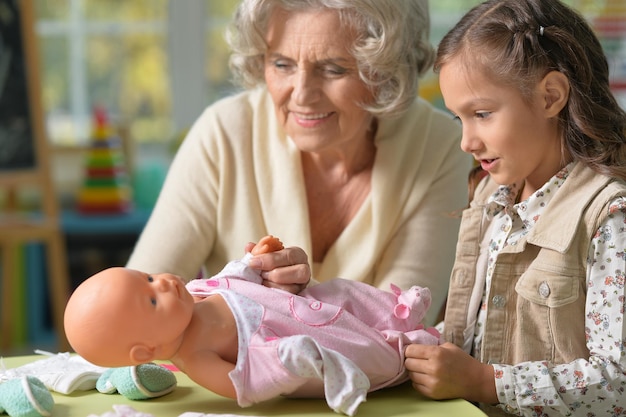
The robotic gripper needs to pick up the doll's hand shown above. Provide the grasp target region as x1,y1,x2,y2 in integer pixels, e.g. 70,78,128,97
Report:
245,241,310,294
404,342,497,404
250,235,284,255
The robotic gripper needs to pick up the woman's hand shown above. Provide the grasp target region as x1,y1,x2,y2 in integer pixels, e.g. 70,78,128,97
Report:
245,242,311,294
404,342,498,404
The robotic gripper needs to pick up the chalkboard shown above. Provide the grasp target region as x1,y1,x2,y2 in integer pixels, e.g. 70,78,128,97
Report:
0,0,37,172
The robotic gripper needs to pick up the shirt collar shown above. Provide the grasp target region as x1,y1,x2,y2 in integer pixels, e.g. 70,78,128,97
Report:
485,162,576,223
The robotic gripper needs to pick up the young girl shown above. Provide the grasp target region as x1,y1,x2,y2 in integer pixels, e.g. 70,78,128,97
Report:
404,0,626,416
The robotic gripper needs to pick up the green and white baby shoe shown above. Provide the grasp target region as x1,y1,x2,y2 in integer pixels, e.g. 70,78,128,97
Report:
96,363,177,400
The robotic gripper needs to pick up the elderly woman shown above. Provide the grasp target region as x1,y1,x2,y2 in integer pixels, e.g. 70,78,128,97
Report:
126,0,471,325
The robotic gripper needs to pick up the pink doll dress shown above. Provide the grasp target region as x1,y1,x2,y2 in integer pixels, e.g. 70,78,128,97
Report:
186,253,440,416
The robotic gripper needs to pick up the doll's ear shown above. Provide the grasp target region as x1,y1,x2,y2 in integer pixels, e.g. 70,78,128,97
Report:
129,344,155,364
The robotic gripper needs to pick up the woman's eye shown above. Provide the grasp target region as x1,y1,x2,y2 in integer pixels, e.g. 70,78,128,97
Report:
273,60,292,70
321,65,346,76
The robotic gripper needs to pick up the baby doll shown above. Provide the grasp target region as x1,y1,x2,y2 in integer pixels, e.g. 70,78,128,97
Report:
64,236,439,416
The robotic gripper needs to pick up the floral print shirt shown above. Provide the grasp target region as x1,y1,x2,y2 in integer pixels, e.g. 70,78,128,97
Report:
473,163,626,416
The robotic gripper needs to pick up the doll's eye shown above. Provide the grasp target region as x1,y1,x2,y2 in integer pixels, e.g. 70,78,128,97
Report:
147,275,154,282
150,298,157,306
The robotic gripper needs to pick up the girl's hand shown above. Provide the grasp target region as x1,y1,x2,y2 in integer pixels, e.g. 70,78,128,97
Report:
245,242,311,294
404,342,498,404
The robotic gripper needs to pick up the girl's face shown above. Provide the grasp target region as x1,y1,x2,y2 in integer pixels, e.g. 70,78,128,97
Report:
439,58,564,198
263,8,376,154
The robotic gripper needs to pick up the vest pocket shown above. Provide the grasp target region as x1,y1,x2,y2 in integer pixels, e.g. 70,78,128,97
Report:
515,267,581,308
512,266,587,364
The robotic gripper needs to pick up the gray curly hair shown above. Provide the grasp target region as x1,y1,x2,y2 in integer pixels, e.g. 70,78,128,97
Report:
226,0,434,118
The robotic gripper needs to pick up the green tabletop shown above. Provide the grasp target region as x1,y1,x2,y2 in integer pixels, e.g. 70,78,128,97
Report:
1,355,486,417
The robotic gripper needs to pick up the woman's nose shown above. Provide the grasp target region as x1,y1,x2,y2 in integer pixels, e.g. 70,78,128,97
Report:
292,69,320,105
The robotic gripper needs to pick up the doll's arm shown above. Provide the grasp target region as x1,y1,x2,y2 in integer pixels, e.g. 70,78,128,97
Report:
181,350,237,399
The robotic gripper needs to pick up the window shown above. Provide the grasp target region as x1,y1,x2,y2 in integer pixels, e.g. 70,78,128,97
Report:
34,0,238,146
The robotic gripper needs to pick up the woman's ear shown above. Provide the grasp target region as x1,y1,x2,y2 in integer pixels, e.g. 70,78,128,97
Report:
130,344,155,364
540,70,570,118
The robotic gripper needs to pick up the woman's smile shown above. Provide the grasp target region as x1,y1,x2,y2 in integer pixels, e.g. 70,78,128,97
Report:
292,111,334,127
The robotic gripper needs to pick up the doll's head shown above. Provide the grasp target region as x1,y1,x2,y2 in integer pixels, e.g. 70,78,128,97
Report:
64,267,195,367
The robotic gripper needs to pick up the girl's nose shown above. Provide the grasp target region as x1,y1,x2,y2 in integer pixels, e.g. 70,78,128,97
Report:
460,126,482,155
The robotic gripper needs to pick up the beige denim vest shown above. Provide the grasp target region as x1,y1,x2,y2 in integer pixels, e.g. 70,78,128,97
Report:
443,163,626,416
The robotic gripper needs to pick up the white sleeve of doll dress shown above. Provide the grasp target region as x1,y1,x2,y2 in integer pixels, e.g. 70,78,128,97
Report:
186,253,262,296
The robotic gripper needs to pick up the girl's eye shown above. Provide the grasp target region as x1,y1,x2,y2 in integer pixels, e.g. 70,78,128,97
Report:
476,111,491,119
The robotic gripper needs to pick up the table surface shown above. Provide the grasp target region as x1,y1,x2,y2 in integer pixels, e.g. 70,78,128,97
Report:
2,355,487,417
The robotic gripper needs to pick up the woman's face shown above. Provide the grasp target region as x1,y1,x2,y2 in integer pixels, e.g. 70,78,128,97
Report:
264,8,375,153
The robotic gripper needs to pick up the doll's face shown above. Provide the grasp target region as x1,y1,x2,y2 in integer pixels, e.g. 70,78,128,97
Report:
110,269,195,343
64,267,195,366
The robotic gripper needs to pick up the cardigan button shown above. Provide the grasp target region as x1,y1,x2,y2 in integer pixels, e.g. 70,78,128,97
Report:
538,281,551,298
492,295,506,308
